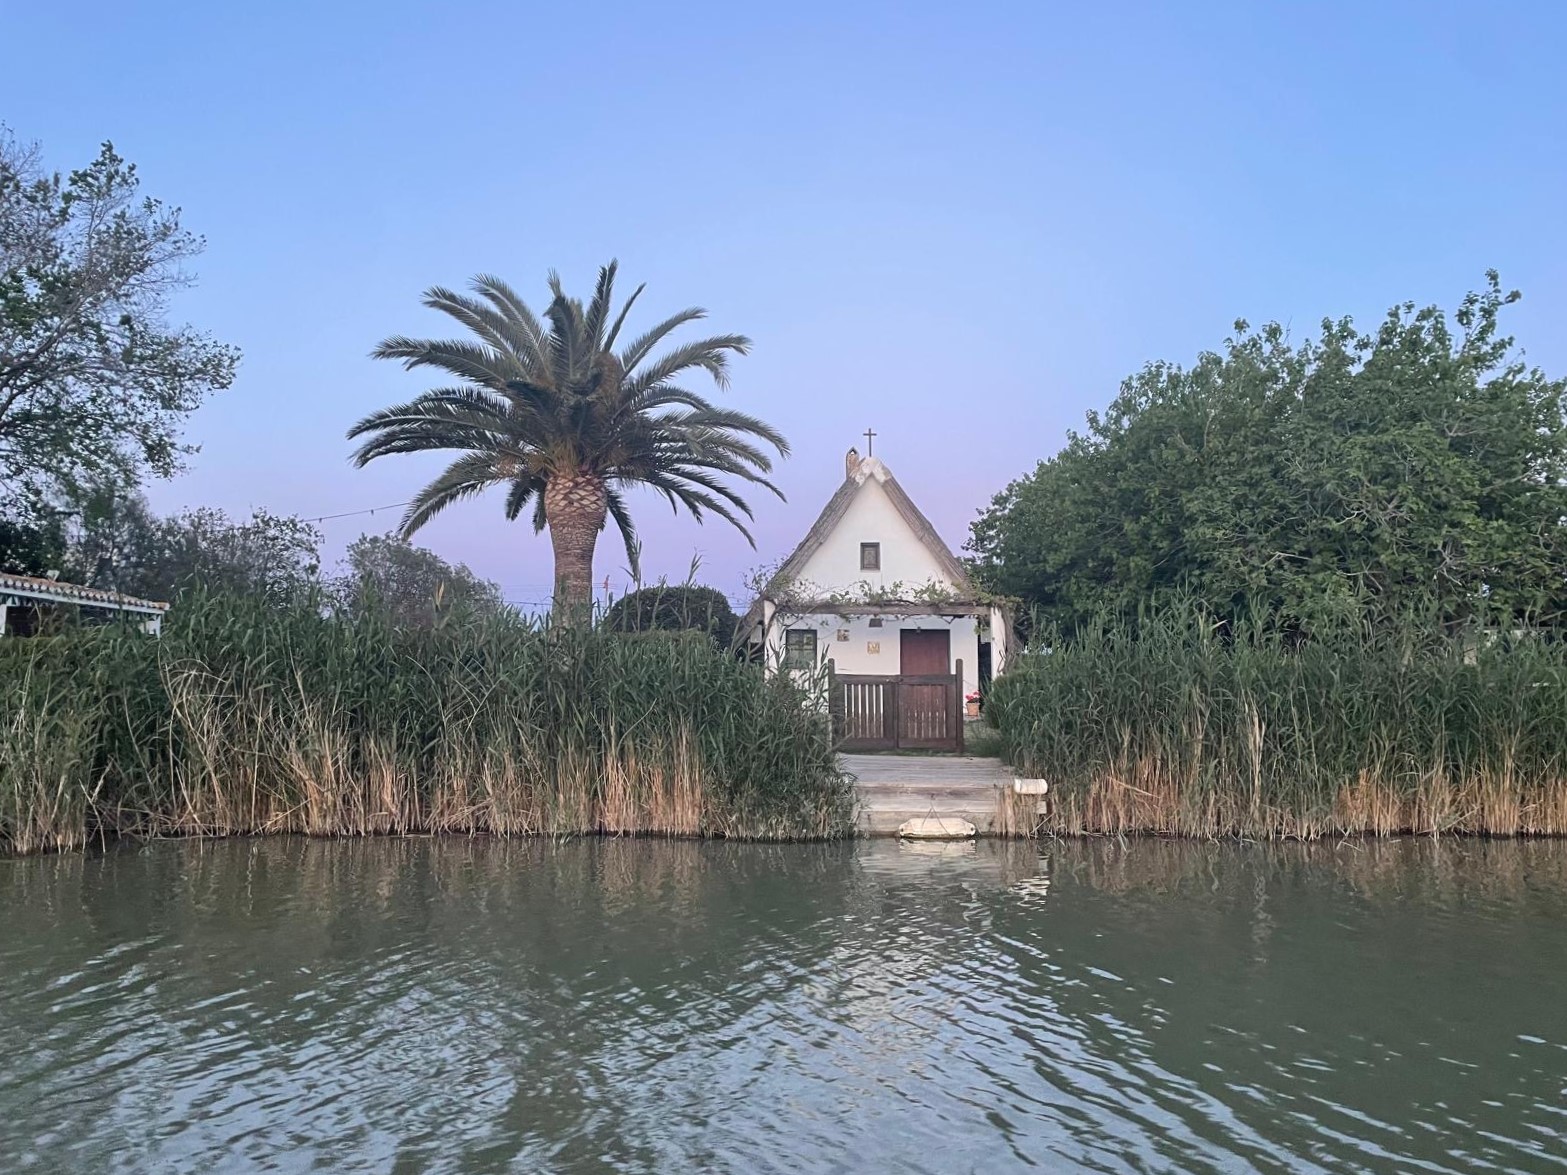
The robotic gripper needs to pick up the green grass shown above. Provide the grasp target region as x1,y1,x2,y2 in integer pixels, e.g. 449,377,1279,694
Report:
986,603,1567,838
0,593,855,855
963,722,1007,760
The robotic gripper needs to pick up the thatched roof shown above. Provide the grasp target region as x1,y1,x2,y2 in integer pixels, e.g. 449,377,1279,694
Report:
764,454,975,599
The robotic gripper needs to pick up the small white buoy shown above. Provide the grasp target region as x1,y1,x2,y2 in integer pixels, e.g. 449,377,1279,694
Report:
898,816,976,840
1012,779,1049,796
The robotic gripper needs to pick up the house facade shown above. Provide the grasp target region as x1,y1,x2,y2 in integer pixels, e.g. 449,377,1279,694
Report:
748,449,1008,699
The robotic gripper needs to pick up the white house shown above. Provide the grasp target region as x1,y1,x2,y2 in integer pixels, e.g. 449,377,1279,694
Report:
747,448,1009,711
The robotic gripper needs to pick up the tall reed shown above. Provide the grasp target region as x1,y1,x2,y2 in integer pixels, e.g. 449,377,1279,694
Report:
987,603,1567,838
0,593,854,855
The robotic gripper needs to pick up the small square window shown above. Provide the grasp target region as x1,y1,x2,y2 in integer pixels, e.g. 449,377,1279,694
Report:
783,629,817,670
860,542,881,571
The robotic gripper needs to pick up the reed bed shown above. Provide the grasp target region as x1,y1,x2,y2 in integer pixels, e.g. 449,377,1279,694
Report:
987,605,1567,838
0,594,854,855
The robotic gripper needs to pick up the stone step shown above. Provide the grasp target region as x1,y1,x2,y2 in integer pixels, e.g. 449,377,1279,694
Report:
856,784,1002,799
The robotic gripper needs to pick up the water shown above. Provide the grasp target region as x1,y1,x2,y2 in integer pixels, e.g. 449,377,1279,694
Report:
2,838,1565,1174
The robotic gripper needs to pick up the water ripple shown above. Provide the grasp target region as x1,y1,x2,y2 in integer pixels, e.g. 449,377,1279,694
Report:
1,837,1564,1172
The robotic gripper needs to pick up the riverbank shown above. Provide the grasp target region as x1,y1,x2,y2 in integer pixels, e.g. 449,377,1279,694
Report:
0,594,856,855
986,607,1567,838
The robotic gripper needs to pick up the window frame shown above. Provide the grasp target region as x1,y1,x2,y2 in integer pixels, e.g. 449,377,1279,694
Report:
782,628,818,670
859,542,881,571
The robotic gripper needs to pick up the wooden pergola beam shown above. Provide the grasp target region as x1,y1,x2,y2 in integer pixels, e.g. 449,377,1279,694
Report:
773,600,992,618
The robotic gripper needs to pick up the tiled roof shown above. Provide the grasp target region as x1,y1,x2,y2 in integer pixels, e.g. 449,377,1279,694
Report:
0,572,169,613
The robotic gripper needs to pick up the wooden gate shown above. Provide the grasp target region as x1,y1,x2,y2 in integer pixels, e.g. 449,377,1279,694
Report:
832,663,964,753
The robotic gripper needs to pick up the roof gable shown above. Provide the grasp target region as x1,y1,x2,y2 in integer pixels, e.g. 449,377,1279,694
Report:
767,454,974,598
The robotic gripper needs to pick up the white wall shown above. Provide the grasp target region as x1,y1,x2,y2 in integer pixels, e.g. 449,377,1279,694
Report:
795,474,958,595
765,611,982,697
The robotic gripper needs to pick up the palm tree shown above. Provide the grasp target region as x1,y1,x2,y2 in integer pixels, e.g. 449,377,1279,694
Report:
348,262,787,623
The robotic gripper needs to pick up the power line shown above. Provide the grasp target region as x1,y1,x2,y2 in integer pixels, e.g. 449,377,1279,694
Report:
302,500,413,524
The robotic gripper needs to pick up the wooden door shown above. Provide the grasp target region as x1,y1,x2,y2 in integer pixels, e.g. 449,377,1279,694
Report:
899,629,950,676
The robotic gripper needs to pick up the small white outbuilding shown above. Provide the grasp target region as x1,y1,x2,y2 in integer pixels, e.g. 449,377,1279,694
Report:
0,572,168,637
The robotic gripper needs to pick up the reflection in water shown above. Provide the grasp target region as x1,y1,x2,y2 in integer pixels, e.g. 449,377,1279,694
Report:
1,837,1564,1173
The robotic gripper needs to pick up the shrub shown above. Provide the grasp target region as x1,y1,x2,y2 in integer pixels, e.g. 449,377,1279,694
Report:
600,585,741,651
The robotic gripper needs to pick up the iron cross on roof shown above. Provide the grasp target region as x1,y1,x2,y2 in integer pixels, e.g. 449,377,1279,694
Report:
862,428,876,457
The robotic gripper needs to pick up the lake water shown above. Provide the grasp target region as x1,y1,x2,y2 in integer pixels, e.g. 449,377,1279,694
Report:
1,837,1564,1174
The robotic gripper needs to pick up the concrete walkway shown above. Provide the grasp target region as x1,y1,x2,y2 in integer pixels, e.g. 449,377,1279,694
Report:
844,753,1013,835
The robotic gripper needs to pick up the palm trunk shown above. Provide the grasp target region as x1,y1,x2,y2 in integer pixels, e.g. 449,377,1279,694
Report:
544,472,607,626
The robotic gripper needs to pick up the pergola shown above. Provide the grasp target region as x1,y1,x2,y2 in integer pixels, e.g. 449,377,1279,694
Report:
0,572,168,637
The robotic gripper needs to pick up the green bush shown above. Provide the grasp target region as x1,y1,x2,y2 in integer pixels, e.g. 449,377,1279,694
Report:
600,584,741,651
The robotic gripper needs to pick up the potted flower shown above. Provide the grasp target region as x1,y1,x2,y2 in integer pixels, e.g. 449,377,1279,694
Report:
965,690,981,719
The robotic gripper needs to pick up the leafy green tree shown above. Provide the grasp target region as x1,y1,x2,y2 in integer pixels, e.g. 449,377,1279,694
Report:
601,584,740,650
66,489,321,605
348,262,787,624
969,275,1567,633
0,130,238,512
0,515,65,577
333,532,506,628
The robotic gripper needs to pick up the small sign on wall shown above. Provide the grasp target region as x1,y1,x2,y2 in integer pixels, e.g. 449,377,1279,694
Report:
867,641,881,654
836,629,850,641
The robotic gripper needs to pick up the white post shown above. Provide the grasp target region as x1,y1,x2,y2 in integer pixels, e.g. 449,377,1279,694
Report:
989,604,1010,675
0,601,9,637
760,598,777,676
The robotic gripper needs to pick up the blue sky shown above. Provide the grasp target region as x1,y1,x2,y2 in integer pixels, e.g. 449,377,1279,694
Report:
5,1,1564,606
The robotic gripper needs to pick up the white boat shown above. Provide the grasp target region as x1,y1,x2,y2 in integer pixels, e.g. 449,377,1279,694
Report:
897,816,977,840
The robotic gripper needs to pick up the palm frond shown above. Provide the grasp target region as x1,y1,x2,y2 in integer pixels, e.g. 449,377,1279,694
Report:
657,464,758,517
583,260,618,351
623,334,752,392
604,486,641,578
424,285,547,369
618,382,719,417
643,472,757,545
617,308,708,372
398,452,507,536
471,274,548,356
602,282,646,350
545,285,586,392
503,476,544,522
370,336,518,388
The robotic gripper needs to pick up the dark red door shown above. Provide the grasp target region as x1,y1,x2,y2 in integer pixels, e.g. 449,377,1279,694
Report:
899,629,950,676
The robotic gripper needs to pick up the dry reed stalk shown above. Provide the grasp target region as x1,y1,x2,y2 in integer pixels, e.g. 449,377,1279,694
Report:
477,750,542,836
597,731,639,834
1,706,95,854
362,741,414,834
662,729,704,835
547,747,596,835
994,786,1030,838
